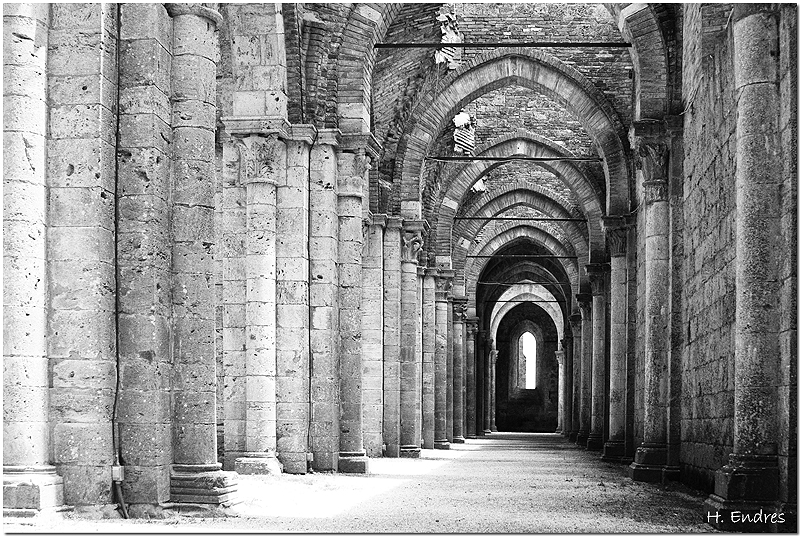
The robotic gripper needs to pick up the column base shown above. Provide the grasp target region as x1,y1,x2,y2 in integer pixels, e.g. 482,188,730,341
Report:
703,454,785,532
568,431,578,442
466,435,478,439
628,443,668,482
171,464,239,506
601,440,626,462
483,429,492,435
555,426,563,434
234,455,282,475
434,440,450,450
3,466,64,513
586,433,604,451
490,426,498,432
399,445,421,458
384,444,400,458
452,436,465,444
575,430,588,446
338,451,369,474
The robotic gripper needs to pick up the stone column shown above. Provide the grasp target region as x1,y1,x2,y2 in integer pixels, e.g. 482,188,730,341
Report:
167,3,237,503
399,221,425,458
489,348,498,432
446,291,455,442
603,219,629,461
705,6,783,530
555,349,565,434
434,272,452,449
483,337,494,434
465,318,479,439
586,264,608,451
568,314,582,442
362,215,386,457
221,133,284,476
562,336,573,438
337,150,369,473
416,265,425,446
628,137,670,481
422,267,438,448
576,294,593,446
3,3,65,514
452,298,467,443
382,217,403,457
306,131,341,472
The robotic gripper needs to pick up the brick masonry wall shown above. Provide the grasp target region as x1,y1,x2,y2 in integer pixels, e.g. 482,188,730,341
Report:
678,4,736,492
370,3,632,217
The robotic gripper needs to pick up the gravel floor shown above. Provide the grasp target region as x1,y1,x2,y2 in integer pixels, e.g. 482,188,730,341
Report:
5,432,718,533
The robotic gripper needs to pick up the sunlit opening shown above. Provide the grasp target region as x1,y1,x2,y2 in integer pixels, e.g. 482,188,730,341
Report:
522,332,536,389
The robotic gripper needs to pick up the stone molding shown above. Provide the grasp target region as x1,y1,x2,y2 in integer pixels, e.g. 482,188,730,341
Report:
371,213,388,228
386,216,403,230
340,132,383,161
165,3,223,26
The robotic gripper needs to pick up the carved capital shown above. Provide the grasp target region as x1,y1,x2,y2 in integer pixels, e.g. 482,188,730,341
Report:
435,271,453,298
466,318,479,339
643,179,669,204
234,133,281,185
607,228,628,257
555,350,565,365
576,293,592,317
401,229,424,263
585,263,608,295
452,298,468,322
165,3,223,26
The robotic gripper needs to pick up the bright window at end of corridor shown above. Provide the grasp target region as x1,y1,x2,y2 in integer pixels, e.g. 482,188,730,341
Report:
522,331,536,389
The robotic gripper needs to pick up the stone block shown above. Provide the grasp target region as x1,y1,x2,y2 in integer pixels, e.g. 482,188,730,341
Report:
120,464,171,505
53,423,113,465
4,132,45,183
3,422,49,466
47,137,115,190
119,423,172,466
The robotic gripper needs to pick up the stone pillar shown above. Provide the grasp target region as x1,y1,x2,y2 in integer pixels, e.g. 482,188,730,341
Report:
628,137,670,481
705,6,784,530
434,272,453,449
483,337,493,434
3,3,65,514
337,150,369,473
586,264,608,451
167,3,237,503
562,336,573,438
446,292,455,442
416,265,425,446
568,314,582,442
576,294,593,446
422,267,438,449
382,217,403,457
465,319,479,439
452,298,467,443
489,348,498,432
362,215,386,457
306,131,341,472
399,221,425,458
603,220,629,462
555,350,565,433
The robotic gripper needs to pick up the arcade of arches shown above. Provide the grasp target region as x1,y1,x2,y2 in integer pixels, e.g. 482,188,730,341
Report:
2,2,797,532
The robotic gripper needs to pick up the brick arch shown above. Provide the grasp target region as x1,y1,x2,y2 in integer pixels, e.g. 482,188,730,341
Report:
490,286,565,345
334,3,403,134
603,3,671,119
450,189,591,270
429,132,605,260
462,225,583,313
392,49,630,217
481,262,571,307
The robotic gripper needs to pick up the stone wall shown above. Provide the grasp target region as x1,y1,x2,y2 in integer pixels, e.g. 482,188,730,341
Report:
679,4,737,492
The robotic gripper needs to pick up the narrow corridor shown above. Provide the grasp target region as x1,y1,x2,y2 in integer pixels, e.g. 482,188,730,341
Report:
6,434,715,533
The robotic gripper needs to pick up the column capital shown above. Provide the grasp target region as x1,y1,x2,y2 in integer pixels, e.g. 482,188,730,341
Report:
231,133,282,185
401,228,424,264
416,265,426,277
605,226,628,257
585,263,608,294
222,117,291,139
555,349,565,365
466,317,479,339
435,270,453,299
165,3,223,26
569,312,582,330
425,266,439,277
316,127,342,147
452,297,468,322
576,293,592,317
